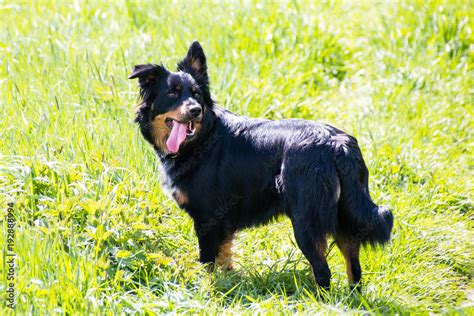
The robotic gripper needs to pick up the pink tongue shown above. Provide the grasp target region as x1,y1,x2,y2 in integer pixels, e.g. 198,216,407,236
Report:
166,122,187,153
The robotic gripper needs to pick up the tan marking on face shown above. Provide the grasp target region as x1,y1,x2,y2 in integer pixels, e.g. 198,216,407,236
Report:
149,104,203,154
150,114,171,154
192,115,203,137
216,233,235,270
172,189,188,207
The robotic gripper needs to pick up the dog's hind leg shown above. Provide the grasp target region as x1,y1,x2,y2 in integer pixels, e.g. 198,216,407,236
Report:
335,235,362,290
288,198,334,289
283,150,340,290
291,220,331,290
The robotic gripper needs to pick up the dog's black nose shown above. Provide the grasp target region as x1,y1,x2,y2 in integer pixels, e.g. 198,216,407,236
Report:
189,105,202,118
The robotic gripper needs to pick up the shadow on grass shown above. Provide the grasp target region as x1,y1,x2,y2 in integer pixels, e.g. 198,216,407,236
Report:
211,267,414,314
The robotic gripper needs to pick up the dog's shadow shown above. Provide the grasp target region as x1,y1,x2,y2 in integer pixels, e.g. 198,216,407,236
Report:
211,267,407,313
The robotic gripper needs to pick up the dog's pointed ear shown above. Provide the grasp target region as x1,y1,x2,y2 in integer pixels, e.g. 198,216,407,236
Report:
128,64,167,85
178,41,207,77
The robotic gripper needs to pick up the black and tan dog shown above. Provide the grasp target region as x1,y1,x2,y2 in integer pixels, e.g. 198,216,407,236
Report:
129,41,393,290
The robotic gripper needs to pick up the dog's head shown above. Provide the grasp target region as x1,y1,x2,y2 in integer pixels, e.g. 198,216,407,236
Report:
129,41,213,156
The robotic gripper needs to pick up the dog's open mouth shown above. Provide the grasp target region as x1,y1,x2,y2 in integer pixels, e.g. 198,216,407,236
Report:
165,118,197,153
165,118,196,137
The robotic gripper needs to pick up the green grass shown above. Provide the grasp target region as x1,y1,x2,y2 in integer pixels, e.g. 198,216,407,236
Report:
1,0,473,314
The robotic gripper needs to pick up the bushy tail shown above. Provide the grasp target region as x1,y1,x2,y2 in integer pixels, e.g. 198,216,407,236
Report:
336,145,393,245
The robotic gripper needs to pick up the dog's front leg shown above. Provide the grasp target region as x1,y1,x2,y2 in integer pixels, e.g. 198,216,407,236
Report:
194,221,235,271
194,222,221,270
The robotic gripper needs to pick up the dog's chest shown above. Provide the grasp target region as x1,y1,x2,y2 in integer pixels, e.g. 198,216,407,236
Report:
159,165,192,209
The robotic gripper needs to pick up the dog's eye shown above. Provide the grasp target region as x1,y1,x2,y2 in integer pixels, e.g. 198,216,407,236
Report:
167,91,178,98
193,92,201,101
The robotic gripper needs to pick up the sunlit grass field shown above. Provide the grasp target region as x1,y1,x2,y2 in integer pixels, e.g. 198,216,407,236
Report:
1,0,473,314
